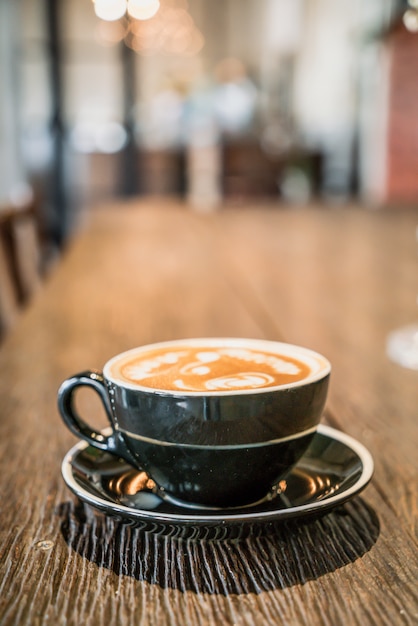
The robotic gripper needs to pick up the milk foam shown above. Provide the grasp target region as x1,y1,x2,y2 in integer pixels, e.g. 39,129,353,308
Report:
107,345,312,392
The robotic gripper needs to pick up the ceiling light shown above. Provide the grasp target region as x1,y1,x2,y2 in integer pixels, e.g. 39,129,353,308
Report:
94,0,127,22
403,9,418,32
127,0,160,21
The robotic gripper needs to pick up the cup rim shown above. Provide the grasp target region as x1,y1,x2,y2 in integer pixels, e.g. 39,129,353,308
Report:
103,337,331,396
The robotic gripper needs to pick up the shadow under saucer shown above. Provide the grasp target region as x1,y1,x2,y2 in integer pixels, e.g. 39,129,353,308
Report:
58,426,378,594
57,495,380,595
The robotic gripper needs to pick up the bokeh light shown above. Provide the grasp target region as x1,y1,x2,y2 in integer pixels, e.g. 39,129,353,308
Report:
94,0,127,22
403,8,418,32
125,0,204,56
127,0,160,21
93,0,204,57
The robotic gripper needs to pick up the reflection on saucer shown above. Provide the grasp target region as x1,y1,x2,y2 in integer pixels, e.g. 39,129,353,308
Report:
108,470,161,510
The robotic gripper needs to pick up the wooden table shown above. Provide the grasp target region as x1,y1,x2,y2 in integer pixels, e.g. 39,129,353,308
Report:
0,199,417,625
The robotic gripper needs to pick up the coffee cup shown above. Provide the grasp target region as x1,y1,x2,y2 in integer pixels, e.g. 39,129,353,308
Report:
58,338,330,509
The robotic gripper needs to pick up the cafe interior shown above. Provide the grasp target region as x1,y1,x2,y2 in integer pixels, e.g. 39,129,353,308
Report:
1,0,417,279
0,1,418,623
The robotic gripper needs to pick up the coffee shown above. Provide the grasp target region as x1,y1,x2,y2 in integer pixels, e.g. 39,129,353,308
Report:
106,342,312,392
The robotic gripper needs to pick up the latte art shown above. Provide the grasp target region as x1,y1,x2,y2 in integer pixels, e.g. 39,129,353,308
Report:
203,372,276,391
107,345,311,392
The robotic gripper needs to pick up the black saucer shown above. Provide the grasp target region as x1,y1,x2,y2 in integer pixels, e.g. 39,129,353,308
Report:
61,425,373,539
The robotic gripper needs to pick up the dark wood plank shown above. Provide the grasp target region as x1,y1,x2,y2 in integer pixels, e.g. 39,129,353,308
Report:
0,200,416,626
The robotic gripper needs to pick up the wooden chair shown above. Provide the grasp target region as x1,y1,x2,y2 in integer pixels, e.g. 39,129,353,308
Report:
0,197,43,340
0,233,19,339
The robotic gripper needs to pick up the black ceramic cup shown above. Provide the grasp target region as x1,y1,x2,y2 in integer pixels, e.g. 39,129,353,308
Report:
58,338,331,509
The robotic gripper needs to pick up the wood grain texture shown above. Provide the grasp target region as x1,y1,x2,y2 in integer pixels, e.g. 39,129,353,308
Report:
0,199,417,626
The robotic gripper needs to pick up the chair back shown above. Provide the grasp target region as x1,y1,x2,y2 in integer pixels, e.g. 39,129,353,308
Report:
0,197,42,340
0,232,19,338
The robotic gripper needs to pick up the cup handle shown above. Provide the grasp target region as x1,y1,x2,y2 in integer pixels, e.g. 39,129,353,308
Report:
57,370,134,463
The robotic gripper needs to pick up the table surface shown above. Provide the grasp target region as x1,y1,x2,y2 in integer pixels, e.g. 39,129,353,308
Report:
0,199,417,626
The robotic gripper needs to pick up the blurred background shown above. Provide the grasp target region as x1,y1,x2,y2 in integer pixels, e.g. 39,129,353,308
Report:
0,0,417,265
